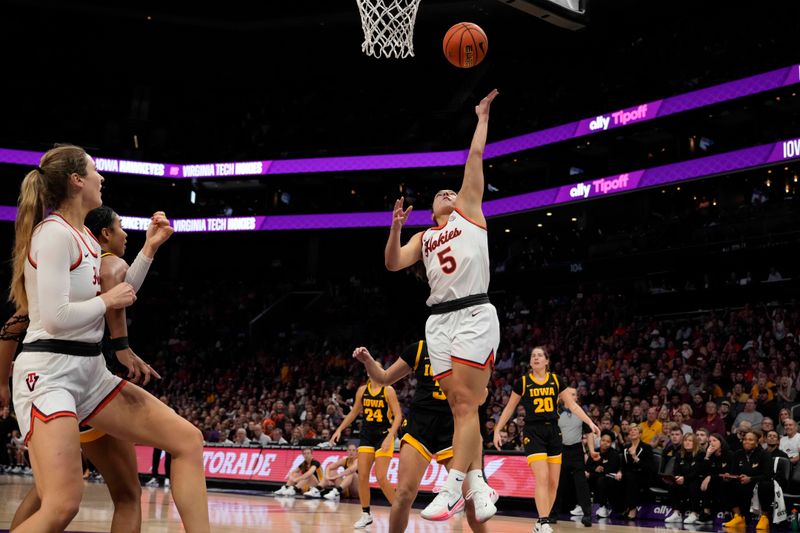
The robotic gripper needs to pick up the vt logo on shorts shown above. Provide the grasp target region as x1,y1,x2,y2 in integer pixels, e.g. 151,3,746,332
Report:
25,372,40,392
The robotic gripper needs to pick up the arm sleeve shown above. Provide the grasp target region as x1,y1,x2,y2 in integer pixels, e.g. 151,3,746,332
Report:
124,252,154,293
399,342,421,369
36,226,106,334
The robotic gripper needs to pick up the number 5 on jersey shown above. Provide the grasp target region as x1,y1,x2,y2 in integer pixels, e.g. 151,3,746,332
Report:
437,246,457,274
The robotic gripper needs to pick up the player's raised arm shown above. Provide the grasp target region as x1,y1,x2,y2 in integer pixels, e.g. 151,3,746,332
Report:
353,346,412,386
454,89,499,226
384,197,423,271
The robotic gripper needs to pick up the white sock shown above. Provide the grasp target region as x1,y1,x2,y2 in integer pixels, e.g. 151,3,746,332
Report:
444,469,466,495
466,469,489,491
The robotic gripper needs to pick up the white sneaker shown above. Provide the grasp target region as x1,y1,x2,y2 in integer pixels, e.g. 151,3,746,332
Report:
274,485,288,496
164,478,170,489
665,510,683,523
683,512,699,524
145,477,159,488
284,486,296,497
304,486,322,498
354,512,373,528
467,486,498,523
324,488,340,500
539,521,554,533
571,505,584,516
596,506,610,518
421,487,465,521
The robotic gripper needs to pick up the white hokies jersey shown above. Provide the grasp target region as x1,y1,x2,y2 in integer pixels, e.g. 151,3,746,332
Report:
23,214,106,344
421,208,490,306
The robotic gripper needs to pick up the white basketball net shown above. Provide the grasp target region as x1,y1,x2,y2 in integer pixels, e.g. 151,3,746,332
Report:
355,0,421,58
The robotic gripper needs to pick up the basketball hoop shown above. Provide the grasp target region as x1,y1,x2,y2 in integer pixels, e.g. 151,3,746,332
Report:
355,0,421,58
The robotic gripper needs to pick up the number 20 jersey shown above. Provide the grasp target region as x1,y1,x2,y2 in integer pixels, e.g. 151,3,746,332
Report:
421,208,490,307
515,372,562,423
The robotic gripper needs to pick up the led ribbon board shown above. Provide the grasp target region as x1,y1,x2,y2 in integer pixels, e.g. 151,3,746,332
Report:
0,65,797,177
1,137,798,230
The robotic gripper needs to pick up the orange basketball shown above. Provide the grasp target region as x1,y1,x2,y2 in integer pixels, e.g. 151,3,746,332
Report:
443,22,488,68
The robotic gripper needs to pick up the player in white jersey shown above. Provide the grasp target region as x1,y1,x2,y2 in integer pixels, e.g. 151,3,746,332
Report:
9,145,210,532
384,89,500,523
3,204,172,532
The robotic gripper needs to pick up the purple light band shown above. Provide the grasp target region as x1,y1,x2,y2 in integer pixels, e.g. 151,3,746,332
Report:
2,137,798,231
0,65,797,177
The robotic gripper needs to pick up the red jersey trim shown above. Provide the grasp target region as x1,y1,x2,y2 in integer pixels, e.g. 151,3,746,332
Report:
453,207,487,231
429,208,487,231
24,405,78,445
28,219,82,270
80,380,127,425
52,213,98,258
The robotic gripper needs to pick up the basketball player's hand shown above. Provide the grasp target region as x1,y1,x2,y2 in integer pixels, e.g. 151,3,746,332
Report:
116,348,161,386
352,346,374,364
492,431,503,451
391,197,413,230
102,282,136,309
475,89,499,119
330,430,342,446
145,211,174,250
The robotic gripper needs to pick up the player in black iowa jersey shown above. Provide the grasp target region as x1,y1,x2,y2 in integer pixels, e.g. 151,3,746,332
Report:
494,347,598,533
354,341,488,533
330,377,402,528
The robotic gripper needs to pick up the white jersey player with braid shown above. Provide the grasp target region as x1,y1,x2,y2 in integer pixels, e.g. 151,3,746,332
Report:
385,90,501,524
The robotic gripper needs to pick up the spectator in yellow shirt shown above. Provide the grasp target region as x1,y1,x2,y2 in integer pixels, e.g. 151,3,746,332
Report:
640,407,663,446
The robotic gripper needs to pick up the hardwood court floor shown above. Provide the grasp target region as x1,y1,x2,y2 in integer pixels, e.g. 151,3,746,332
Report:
0,475,705,532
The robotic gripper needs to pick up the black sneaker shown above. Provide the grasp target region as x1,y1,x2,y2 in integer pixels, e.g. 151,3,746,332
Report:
697,512,713,523
581,515,592,527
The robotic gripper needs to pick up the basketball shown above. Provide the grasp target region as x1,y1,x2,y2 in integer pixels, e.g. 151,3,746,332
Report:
443,22,488,68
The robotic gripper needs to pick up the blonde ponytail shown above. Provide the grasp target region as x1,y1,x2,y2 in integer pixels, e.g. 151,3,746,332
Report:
10,170,46,309
9,144,89,309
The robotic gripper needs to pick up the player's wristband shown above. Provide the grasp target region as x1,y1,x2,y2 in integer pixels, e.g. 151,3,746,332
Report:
110,336,130,351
